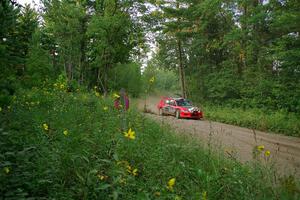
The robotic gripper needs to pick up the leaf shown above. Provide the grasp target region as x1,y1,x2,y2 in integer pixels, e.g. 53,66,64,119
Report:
81,155,90,163
99,159,111,163
113,153,119,161
88,169,98,175
37,179,53,184
75,171,85,183
112,191,119,200
97,184,111,190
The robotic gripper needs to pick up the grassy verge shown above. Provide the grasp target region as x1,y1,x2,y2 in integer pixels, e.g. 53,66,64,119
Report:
203,105,300,137
0,87,299,199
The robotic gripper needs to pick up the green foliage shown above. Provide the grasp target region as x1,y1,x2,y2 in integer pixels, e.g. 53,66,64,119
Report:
0,1,39,106
87,8,134,92
0,0,20,69
204,104,300,137
0,0,19,106
0,88,299,199
143,57,180,93
25,30,53,87
0,87,119,198
0,0,148,102
109,63,142,97
43,0,86,81
17,4,38,66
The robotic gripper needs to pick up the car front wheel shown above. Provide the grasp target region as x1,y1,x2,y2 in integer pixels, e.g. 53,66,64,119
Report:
175,110,181,119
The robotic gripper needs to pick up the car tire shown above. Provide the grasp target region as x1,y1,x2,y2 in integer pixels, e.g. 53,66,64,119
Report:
176,110,181,119
159,108,163,116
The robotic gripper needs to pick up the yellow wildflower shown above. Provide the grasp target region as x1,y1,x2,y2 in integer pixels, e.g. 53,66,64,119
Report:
167,178,176,191
126,165,132,173
265,150,271,157
60,84,65,89
3,167,10,174
132,168,138,176
95,91,100,97
43,123,49,131
149,76,155,83
154,192,161,197
63,130,68,136
113,93,120,98
97,174,108,180
103,106,108,111
119,178,126,185
125,163,138,176
124,128,135,140
257,145,264,151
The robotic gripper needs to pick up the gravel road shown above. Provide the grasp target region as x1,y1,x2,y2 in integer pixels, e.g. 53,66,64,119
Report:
137,96,300,178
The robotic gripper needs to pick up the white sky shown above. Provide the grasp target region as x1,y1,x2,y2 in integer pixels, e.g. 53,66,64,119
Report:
17,0,40,7
18,0,34,5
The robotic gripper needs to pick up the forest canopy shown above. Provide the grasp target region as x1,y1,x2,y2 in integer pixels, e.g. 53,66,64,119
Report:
1,0,299,113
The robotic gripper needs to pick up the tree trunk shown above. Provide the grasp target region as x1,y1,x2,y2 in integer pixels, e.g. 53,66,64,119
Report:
176,2,187,99
177,39,187,99
79,15,88,85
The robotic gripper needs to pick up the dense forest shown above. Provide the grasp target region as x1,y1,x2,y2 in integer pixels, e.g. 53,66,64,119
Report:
145,0,300,113
1,0,147,101
1,0,299,113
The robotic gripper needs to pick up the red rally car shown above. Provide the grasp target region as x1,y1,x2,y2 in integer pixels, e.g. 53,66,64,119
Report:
157,97,203,119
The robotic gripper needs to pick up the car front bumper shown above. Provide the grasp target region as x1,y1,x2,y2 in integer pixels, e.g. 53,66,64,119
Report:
180,111,203,119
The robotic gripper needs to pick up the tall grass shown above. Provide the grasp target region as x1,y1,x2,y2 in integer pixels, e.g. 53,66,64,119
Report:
0,87,299,199
203,105,300,137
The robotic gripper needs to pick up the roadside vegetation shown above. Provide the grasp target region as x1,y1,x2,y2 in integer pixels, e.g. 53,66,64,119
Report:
203,105,300,137
1,86,299,199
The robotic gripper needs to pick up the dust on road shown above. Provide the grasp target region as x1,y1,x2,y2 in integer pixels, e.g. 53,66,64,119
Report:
137,95,300,178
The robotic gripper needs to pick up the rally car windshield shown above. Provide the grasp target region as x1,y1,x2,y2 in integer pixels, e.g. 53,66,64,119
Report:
176,99,192,107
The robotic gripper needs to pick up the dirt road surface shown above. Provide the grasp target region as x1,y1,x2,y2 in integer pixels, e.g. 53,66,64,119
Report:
137,96,300,178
